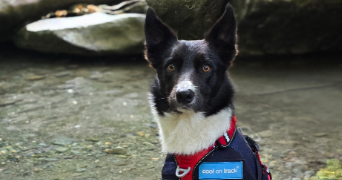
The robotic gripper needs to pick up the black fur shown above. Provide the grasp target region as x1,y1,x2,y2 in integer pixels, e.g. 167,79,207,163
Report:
145,4,237,117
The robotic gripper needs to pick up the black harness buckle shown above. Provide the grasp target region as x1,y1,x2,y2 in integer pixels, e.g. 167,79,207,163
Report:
243,135,260,152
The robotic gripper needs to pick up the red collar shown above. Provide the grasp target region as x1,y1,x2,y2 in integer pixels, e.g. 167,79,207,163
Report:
174,115,237,180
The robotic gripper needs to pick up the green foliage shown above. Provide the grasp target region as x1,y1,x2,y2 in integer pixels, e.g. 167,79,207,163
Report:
311,159,342,180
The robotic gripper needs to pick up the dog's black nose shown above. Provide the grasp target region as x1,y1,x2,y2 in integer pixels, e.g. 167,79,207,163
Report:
176,90,195,104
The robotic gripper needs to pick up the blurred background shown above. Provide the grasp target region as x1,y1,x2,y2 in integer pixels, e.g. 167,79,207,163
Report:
0,0,341,179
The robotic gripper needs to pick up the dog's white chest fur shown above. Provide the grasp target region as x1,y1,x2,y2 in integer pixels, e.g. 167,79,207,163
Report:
151,103,232,155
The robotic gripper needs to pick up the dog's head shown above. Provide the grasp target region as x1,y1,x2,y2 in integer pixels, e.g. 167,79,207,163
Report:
145,4,237,117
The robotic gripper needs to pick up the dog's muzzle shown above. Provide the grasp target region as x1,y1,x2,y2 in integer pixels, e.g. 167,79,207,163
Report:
176,89,194,104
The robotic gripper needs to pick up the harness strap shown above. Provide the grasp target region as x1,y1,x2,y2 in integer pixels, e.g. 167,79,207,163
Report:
244,134,272,180
216,115,236,147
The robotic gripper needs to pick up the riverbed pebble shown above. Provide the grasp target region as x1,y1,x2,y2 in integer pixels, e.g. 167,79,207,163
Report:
76,168,86,173
104,148,126,155
292,168,304,178
55,147,68,153
54,71,70,77
24,75,45,81
52,137,75,146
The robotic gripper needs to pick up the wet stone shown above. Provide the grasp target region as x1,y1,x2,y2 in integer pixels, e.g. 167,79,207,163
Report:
304,170,315,179
314,133,327,137
305,171,315,176
38,143,47,147
54,71,70,77
85,138,99,142
24,75,45,81
23,133,36,138
276,140,300,145
292,168,304,177
136,131,144,137
71,146,84,150
71,151,80,154
57,84,74,89
52,137,75,146
113,160,129,166
76,168,86,173
142,141,154,147
0,99,19,106
0,88,6,95
146,123,158,129
96,77,112,83
105,148,126,155
55,147,68,153
33,168,42,172
3,170,11,174
40,158,59,162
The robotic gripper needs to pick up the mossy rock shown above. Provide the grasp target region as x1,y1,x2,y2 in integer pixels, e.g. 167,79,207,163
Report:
146,0,342,55
145,0,229,40
234,0,342,55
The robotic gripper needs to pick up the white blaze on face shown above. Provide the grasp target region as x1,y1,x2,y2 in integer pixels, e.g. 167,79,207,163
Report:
176,80,196,92
176,72,196,92
170,72,197,105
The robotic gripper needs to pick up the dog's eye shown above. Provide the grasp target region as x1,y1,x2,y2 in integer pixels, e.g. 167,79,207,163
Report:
203,65,211,72
167,64,175,71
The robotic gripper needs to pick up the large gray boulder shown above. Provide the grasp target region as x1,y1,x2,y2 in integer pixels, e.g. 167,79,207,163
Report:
13,13,146,55
0,0,122,43
146,0,342,55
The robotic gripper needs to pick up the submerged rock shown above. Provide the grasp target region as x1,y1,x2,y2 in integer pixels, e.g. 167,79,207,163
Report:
24,75,45,81
13,13,146,56
104,147,126,155
52,137,75,146
55,147,68,153
76,168,86,173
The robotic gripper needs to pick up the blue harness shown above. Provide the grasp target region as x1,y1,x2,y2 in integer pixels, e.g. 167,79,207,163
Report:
162,129,272,180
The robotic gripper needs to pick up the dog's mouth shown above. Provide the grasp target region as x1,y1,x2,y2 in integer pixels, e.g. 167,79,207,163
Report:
168,100,194,112
177,105,191,110
173,102,197,113
172,106,192,114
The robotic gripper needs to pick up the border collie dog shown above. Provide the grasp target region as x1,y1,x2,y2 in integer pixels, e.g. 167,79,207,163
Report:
145,3,271,180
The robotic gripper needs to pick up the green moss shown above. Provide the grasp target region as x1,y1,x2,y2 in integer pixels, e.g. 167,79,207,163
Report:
310,159,342,180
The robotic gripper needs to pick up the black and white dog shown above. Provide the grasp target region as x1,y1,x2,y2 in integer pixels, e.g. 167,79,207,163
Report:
145,3,271,180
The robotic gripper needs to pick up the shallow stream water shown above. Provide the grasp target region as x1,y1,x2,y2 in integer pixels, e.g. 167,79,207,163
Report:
0,50,341,180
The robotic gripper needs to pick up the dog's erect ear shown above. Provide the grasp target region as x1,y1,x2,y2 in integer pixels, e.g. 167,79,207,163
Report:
145,8,178,68
205,3,237,67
